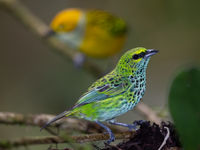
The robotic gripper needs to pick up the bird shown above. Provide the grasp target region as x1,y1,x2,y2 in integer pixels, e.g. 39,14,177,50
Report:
41,47,158,144
47,8,127,65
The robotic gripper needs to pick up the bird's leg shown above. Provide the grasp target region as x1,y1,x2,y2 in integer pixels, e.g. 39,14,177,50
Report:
73,52,85,67
108,119,139,131
133,120,147,126
95,121,115,144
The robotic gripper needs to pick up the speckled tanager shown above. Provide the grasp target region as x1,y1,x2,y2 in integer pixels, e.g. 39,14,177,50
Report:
41,47,158,144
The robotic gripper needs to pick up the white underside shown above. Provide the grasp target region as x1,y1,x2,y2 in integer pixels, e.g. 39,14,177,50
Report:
56,12,86,49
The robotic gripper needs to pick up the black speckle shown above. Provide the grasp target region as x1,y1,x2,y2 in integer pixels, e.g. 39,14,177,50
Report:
109,78,114,81
97,85,104,89
99,85,110,92
101,78,106,82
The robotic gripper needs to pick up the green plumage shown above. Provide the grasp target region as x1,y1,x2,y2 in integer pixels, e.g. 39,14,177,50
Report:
87,10,127,36
70,47,150,121
41,47,158,143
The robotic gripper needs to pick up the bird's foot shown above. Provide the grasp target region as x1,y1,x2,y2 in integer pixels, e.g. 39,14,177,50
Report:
108,120,139,131
96,121,115,145
127,124,138,131
126,120,147,131
73,53,85,68
131,120,147,131
104,132,115,145
133,120,147,126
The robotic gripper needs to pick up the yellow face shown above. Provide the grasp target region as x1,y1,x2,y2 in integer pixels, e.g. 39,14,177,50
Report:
50,8,82,32
116,47,158,75
126,47,158,65
128,47,147,63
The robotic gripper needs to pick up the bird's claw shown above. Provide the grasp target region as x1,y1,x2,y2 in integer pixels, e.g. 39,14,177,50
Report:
104,137,115,145
127,124,138,131
127,120,147,131
104,132,115,145
73,53,85,68
133,120,146,126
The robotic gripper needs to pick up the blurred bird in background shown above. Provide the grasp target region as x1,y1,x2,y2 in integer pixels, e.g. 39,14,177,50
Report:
47,8,127,65
41,47,158,144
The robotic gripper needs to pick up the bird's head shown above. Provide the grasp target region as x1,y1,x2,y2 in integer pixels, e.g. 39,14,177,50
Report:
116,47,158,75
50,8,82,33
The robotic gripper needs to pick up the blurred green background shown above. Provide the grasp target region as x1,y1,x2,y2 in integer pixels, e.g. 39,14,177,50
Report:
0,0,200,148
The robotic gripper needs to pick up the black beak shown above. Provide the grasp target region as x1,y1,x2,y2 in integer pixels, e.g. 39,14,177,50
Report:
145,49,158,59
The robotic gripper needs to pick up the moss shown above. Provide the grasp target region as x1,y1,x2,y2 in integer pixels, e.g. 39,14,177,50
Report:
102,121,181,150
0,140,12,149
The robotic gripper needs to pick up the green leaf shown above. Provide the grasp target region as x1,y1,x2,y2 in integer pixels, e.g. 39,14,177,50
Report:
169,67,200,150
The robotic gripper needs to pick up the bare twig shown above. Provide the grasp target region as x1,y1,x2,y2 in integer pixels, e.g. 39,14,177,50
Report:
0,0,161,123
0,112,126,133
0,0,103,78
0,131,135,149
136,102,162,124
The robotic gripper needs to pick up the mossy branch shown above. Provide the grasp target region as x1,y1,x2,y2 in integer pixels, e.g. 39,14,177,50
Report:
0,112,180,149
0,112,126,133
0,131,135,149
0,0,161,125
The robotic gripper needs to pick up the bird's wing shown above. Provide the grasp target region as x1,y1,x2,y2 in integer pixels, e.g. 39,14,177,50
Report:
87,10,127,36
73,75,130,109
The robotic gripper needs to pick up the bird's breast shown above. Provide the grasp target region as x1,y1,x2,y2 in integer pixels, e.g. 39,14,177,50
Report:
55,12,86,49
126,75,146,107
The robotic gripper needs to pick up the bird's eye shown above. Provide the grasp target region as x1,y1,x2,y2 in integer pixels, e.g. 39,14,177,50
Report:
132,52,146,60
132,54,139,60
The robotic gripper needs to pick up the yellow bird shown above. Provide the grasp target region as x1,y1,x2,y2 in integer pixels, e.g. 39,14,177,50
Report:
48,8,127,63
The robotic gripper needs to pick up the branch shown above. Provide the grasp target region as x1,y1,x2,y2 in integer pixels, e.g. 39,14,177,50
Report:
0,0,161,123
0,0,103,78
0,131,135,149
0,112,126,133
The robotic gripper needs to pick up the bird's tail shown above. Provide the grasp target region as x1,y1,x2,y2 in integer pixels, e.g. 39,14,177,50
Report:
40,110,72,131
